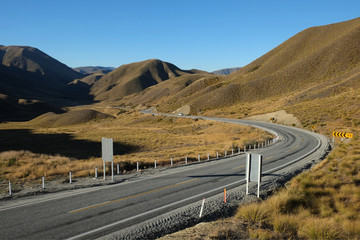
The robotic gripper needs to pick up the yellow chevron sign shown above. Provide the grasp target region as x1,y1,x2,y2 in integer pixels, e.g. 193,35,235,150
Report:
333,132,353,138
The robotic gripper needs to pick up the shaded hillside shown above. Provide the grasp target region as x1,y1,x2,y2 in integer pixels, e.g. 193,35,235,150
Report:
71,69,113,86
91,59,209,101
212,67,241,75
73,66,115,74
0,94,65,122
0,45,83,84
0,45,91,121
139,17,360,113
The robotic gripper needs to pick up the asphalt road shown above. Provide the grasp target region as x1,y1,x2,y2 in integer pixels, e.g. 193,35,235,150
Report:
0,115,327,239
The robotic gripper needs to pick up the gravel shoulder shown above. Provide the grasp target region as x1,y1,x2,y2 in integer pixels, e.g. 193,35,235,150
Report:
98,132,330,240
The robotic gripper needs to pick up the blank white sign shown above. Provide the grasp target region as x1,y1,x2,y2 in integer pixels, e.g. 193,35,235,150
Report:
102,137,113,162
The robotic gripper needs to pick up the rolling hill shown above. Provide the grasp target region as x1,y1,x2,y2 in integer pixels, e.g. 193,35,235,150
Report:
212,67,241,75
121,17,360,117
0,45,88,121
90,59,210,101
73,66,115,75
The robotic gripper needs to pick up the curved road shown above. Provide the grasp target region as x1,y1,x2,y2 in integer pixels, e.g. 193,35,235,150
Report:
0,115,328,239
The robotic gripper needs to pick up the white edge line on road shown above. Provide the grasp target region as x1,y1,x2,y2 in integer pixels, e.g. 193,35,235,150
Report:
66,178,247,240
0,156,242,212
67,130,323,240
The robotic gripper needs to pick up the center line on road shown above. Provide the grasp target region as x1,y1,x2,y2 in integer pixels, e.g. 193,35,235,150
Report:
232,165,245,170
69,178,200,214
232,156,274,170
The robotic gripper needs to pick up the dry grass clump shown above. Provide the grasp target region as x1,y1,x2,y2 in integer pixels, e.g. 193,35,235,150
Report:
235,203,269,225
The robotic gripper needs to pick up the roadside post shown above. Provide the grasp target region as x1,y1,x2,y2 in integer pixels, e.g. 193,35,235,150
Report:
171,157,173,167
154,159,157,169
137,161,139,172
42,176,45,189
102,137,114,181
9,181,11,196
69,172,72,184
95,166,98,178
245,153,263,198
199,198,205,218
198,154,200,162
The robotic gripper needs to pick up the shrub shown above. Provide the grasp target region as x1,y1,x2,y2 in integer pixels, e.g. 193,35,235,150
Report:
271,214,298,238
235,203,268,225
299,218,341,240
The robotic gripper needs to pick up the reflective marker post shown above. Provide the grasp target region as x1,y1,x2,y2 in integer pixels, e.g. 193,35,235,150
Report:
9,181,11,196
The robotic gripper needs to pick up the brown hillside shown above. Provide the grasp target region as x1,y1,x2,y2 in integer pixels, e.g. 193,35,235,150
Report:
140,17,360,113
120,73,216,107
0,45,83,84
30,109,114,127
91,59,209,101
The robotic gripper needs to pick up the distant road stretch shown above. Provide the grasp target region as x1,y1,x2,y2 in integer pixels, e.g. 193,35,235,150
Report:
0,113,328,239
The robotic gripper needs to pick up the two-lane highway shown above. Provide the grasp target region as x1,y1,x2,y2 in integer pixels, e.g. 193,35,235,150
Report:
0,116,328,239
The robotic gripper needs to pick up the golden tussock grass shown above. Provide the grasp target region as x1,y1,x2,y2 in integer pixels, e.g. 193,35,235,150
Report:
0,110,273,192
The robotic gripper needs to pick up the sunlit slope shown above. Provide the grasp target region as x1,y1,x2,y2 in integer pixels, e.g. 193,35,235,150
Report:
91,59,209,101
136,17,360,113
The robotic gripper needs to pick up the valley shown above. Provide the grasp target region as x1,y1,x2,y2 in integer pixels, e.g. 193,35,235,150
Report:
1,16,360,240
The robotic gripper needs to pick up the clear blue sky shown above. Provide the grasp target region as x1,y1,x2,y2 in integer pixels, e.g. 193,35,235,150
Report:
1,0,359,72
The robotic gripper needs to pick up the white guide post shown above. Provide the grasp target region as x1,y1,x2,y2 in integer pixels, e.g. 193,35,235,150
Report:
171,157,173,167
232,149,234,155
95,166,98,178
246,154,250,195
185,156,187,164
42,176,45,189
137,161,139,172
217,152,219,158
111,161,114,181
9,181,12,196
117,163,120,175
207,153,210,160
225,150,227,157
154,159,157,169
198,154,200,162
199,198,205,218
69,172,72,184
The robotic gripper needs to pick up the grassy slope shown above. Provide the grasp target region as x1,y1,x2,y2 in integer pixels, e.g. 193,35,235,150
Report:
0,109,273,193
157,18,360,239
90,59,211,101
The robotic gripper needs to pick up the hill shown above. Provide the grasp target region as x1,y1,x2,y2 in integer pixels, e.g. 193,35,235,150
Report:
90,59,210,101
29,109,114,127
73,66,115,75
0,45,89,121
127,17,360,115
0,45,83,84
212,67,241,75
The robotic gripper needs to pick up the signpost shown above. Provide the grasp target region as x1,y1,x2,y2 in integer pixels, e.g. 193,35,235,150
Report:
245,153,263,198
102,137,114,181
